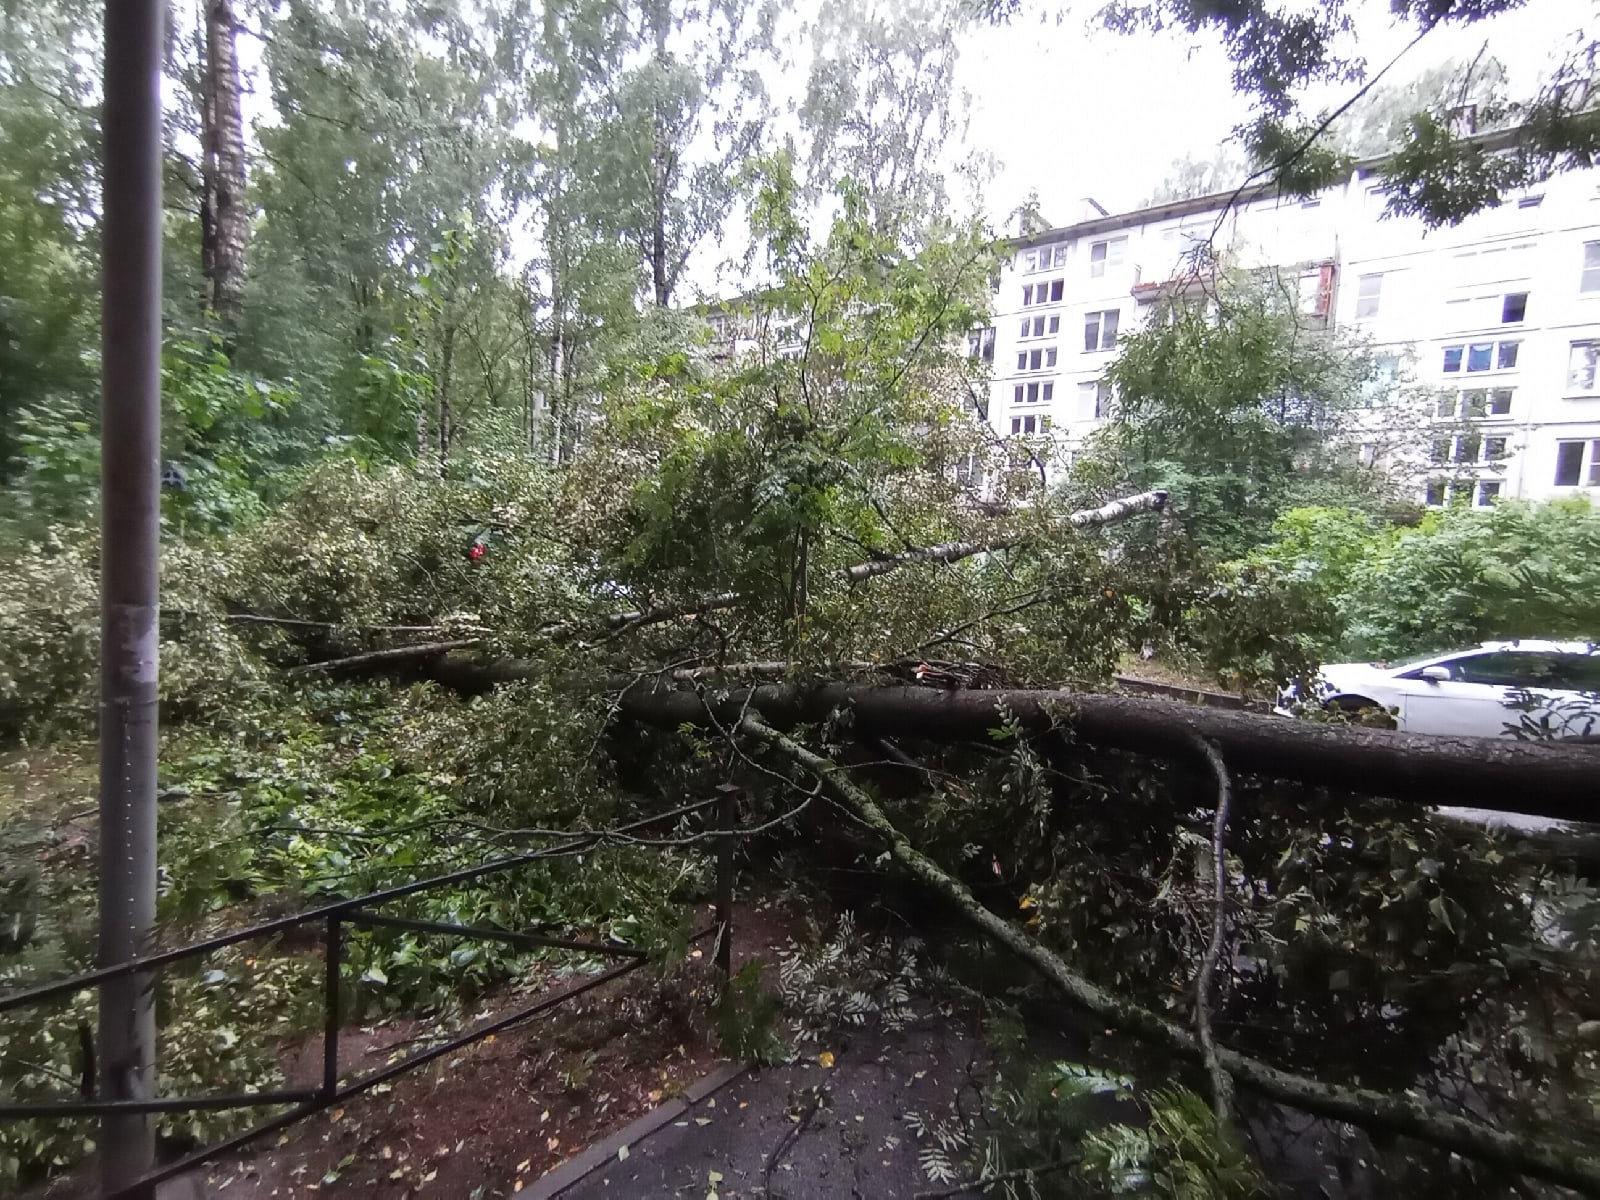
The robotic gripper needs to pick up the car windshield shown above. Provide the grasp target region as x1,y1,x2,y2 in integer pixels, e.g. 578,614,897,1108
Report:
1388,649,1459,672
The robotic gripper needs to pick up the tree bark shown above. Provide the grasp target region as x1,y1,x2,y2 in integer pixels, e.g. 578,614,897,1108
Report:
616,683,1600,821
739,715,1600,1196
200,0,247,326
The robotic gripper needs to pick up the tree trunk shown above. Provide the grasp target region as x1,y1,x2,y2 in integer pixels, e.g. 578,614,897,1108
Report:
615,683,1600,820
200,0,247,327
650,0,672,306
437,323,454,470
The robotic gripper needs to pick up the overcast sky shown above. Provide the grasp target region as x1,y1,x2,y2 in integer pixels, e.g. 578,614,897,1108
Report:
955,0,1591,223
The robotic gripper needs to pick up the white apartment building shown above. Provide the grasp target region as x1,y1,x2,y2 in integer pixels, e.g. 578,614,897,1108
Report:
985,163,1600,505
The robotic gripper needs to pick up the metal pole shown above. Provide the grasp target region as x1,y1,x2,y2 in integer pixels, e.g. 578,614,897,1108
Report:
99,0,165,1193
322,916,342,1097
715,791,734,979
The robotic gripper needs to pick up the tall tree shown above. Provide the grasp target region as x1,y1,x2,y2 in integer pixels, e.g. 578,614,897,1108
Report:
250,0,512,457
799,0,973,234
199,0,247,326
1141,149,1246,206
606,0,771,306
1334,55,1512,158
0,0,101,485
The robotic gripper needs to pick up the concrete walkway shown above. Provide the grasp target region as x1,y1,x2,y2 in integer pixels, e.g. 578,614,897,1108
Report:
545,1020,986,1198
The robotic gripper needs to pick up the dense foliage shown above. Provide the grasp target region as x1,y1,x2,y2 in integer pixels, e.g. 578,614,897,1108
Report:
3,0,1600,1195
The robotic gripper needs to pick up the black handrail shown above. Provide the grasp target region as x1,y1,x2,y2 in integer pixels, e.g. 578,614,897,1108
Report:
0,796,717,1014
0,794,742,1199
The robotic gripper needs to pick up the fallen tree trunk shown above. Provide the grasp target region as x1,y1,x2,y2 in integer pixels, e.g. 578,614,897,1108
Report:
616,684,1600,822
739,714,1600,1196
285,639,481,677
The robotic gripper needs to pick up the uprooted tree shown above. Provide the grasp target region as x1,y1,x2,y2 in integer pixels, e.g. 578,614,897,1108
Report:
4,162,1599,1193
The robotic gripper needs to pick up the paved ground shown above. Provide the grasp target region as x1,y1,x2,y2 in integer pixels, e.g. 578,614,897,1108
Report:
556,1020,986,1199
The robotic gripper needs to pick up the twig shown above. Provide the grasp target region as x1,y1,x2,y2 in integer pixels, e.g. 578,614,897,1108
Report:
1204,26,1432,249
763,1085,826,1197
226,614,460,633
1190,735,1237,1130
913,1157,1081,1199
286,639,481,676
915,591,1045,654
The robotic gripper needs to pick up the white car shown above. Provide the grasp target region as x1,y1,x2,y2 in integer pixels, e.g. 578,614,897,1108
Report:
1282,639,1600,739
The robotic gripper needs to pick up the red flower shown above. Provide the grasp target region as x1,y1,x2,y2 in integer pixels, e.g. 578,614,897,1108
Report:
468,542,486,561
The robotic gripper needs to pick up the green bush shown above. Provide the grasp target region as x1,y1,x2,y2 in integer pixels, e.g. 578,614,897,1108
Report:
1204,499,1600,679
1344,497,1600,659
0,531,255,741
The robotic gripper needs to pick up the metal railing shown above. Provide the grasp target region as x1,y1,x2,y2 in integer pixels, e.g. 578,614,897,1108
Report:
0,792,738,1199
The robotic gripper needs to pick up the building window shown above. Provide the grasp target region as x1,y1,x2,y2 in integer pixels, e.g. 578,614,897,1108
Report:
1433,432,1502,464
1443,341,1518,373
1019,314,1061,339
1362,355,1400,405
1439,389,1512,419
1076,380,1113,419
1554,439,1600,486
1013,384,1024,405
1359,442,1379,467
1569,341,1600,392
1425,479,1448,506
1477,480,1502,505
1015,347,1058,371
967,327,995,363
1021,245,1065,274
1516,195,1543,209
1084,309,1120,352
1355,273,1382,318
1024,279,1065,306
1089,237,1127,278
1582,241,1600,293
1043,382,1054,402
1501,292,1528,323
1011,414,1041,435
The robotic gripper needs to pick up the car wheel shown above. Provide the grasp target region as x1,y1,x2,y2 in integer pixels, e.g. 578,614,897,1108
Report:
1326,694,1381,714
1324,695,1398,729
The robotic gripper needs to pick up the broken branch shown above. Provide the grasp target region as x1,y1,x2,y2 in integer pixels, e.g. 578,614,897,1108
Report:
736,714,1600,1195
1191,735,1236,1130
841,490,1168,584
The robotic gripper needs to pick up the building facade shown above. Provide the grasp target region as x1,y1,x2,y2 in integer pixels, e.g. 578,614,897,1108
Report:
986,163,1600,505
